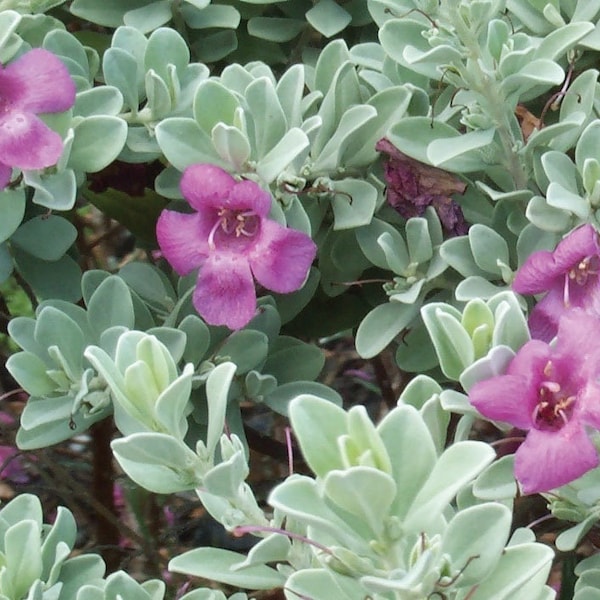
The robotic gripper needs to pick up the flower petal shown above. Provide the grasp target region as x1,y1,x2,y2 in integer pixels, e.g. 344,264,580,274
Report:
180,164,236,211
552,224,599,271
193,254,256,329
577,381,600,431
156,210,211,275
527,283,600,343
3,48,75,113
227,179,271,216
0,112,63,169
554,310,600,381
526,289,564,342
469,374,534,430
249,219,317,294
0,163,11,190
505,339,551,382
515,423,598,494
512,250,558,295
556,309,600,354
513,225,600,295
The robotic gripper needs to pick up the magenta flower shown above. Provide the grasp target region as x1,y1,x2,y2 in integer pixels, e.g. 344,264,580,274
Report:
513,224,600,342
0,48,76,189
469,310,600,494
157,164,317,329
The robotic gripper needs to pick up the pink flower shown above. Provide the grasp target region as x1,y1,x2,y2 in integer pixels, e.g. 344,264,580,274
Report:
157,164,317,329
0,48,76,189
469,311,600,494
513,224,600,342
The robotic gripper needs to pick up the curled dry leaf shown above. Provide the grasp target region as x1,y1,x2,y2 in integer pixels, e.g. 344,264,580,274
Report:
376,138,468,236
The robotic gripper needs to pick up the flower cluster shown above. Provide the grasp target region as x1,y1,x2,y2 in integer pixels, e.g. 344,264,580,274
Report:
157,164,317,330
0,48,75,189
470,225,600,494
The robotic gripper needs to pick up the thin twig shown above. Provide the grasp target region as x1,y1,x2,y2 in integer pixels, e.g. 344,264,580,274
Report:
12,271,38,310
371,353,397,409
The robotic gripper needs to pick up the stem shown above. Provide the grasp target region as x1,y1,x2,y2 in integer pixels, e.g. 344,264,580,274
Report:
244,423,308,471
285,426,294,477
0,292,10,336
13,271,38,311
91,419,121,572
527,513,555,529
234,524,334,555
118,107,153,125
490,436,526,448
371,352,398,410
33,450,146,547
558,553,577,600
445,7,529,190
0,388,24,402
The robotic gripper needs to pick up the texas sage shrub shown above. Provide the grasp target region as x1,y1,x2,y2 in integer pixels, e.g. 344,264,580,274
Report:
2,0,600,599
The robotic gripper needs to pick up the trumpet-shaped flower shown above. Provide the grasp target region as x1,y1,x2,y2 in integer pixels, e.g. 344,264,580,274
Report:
469,311,600,494
513,224,600,342
157,164,317,329
0,48,76,190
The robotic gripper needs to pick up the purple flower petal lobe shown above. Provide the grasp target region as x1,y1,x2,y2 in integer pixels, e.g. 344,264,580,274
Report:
193,254,256,330
515,423,598,494
249,220,317,293
0,112,64,169
0,48,75,175
156,210,210,275
180,163,236,211
2,48,76,114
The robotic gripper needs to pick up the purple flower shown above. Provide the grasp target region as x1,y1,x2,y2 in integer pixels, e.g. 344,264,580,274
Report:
0,48,76,189
513,224,600,342
469,311,600,494
157,164,317,330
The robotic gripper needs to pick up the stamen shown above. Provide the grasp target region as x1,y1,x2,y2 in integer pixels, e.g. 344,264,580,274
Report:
566,256,600,287
236,225,255,237
207,208,259,247
563,272,571,307
556,395,575,413
533,386,576,431
220,211,236,234
543,361,553,377
207,217,223,250
235,212,259,237
556,409,569,427
541,381,561,393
